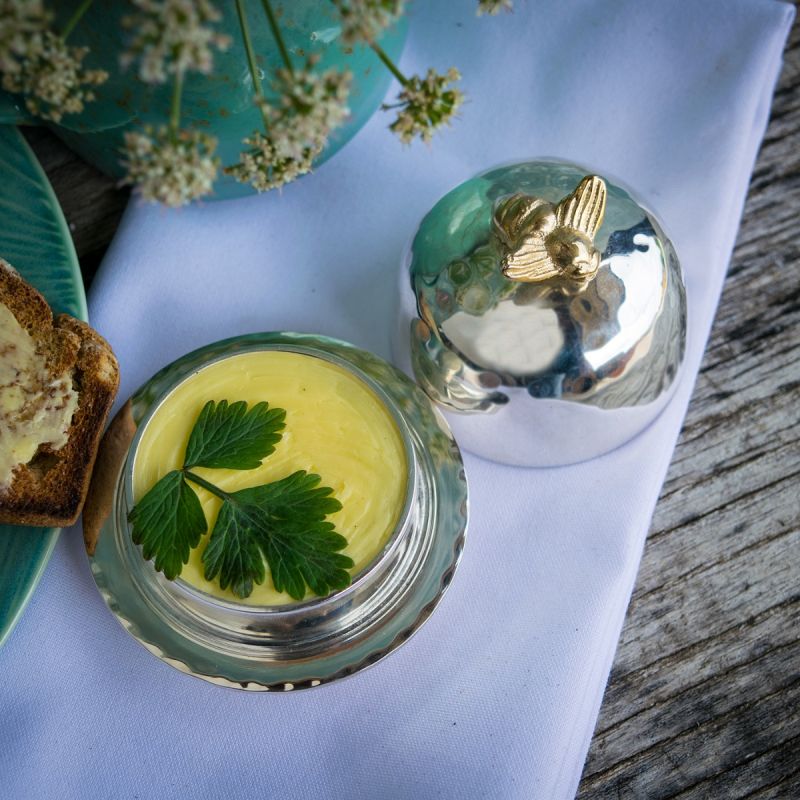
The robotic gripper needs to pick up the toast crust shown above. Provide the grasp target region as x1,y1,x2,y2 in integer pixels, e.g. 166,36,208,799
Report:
0,259,120,527
83,400,136,555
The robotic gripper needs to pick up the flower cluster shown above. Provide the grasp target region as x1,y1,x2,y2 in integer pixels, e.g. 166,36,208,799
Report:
477,0,514,15
1,29,107,122
121,125,219,206
0,0,494,203
0,0,49,75
226,132,315,193
119,0,229,203
228,63,351,191
120,0,230,83
264,64,351,158
333,0,405,46
387,67,463,144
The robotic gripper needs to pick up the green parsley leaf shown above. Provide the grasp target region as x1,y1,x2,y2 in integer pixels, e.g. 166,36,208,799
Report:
202,471,352,601
199,499,266,599
129,399,352,601
128,470,207,580
261,519,354,601
184,399,286,470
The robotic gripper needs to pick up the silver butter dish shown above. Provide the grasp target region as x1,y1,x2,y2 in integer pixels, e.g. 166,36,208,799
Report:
394,160,687,467
85,333,468,690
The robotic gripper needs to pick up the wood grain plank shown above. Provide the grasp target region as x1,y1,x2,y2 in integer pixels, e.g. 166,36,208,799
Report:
584,603,800,779
594,593,799,738
581,679,800,799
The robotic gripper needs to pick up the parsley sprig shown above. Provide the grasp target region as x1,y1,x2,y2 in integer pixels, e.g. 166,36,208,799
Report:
129,400,353,601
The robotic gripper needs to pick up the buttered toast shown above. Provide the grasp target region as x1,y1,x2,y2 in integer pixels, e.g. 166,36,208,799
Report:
0,259,119,526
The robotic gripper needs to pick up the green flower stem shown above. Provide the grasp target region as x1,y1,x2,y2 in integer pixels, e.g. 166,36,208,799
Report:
235,0,264,100
61,0,95,40
327,0,407,86
183,470,233,503
370,41,408,87
236,0,273,130
260,0,294,74
169,70,183,138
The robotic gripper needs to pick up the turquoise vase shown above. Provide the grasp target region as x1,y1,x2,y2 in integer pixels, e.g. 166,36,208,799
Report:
25,1,408,201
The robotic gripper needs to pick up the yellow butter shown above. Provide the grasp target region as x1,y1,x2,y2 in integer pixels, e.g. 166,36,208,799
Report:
133,351,408,605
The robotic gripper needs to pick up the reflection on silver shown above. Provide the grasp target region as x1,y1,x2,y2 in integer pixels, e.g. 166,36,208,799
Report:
393,160,688,467
91,334,468,690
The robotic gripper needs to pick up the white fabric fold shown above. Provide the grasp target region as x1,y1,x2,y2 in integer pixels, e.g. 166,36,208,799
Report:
1,1,793,798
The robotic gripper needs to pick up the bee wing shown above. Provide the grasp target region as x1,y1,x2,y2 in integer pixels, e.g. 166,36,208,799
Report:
555,175,607,239
501,236,560,282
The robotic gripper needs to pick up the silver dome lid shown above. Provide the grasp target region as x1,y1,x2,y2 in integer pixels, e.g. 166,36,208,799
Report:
394,160,688,467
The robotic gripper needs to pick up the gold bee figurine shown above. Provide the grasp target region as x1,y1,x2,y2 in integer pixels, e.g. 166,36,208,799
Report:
493,175,607,286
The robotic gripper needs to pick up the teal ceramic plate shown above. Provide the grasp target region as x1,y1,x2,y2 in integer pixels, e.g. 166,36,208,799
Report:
0,125,87,646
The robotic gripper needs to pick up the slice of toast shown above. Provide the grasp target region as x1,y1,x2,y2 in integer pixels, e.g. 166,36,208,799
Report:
0,259,120,527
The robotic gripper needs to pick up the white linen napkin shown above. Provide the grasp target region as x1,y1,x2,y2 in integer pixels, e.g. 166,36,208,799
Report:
1,1,793,798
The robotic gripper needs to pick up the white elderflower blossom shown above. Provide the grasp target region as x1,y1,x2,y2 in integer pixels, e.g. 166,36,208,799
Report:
122,125,218,206
386,67,463,144
228,63,351,192
2,30,107,122
121,0,230,83
226,131,316,192
0,0,49,76
260,63,351,158
333,0,404,45
477,0,513,15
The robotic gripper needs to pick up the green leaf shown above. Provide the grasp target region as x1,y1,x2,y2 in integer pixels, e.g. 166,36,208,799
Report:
201,471,351,601
201,500,265,599
235,471,343,521
128,470,207,580
184,399,286,470
260,520,354,600
129,398,352,602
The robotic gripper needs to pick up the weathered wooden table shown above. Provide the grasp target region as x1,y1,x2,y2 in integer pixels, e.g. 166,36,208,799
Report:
23,22,799,798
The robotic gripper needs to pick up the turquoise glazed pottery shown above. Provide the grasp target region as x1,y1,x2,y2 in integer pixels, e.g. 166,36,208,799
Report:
0,125,88,646
43,1,407,200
